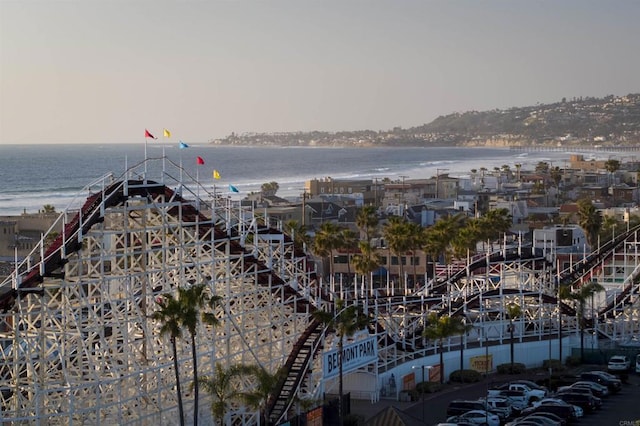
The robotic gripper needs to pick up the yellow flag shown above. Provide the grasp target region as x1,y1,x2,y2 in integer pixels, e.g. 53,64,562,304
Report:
163,128,171,138
213,170,221,179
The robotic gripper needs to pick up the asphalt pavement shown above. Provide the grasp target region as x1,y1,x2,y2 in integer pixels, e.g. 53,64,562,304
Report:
351,370,640,426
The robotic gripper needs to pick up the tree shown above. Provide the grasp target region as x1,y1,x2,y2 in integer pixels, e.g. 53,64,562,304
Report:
351,241,380,292
506,303,522,370
151,293,187,426
337,228,359,285
179,284,222,426
422,313,469,384
42,204,56,213
383,217,412,290
284,219,310,252
356,205,378,243
577,198,602,248
312,300,371,424
260,181,280,196
313,222,343,281
240,365,284,425
199,363,253,426
560,282,605,363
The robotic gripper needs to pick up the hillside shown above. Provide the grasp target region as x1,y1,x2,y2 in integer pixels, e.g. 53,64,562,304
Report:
211,93,640,148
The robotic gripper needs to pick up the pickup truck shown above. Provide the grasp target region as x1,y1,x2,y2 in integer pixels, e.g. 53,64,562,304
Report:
488,383,547,404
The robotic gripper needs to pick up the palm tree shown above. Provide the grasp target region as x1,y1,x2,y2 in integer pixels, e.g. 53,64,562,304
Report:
151,293,187,426
383,216,412,291
560,282,605,363
313,222,343,282
422,313,469,384
481,208,512,248
356,205,379,243
284,219,310,252
351,241,380,294
577,198,603,248
312,300,371,424
179,284,222,426
338,228,359,286
604,158,621,187
506,303,522,370
199,363,253,426
240,365,284,425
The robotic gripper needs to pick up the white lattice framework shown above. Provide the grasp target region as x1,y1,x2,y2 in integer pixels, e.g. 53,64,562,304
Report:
0,160,315,425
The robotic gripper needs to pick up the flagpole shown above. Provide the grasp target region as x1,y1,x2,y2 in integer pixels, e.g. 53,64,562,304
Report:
162,144,166,185
144,138,148,177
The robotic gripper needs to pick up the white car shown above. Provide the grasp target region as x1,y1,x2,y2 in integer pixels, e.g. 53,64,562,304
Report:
607,355,631,371
447,409,501,426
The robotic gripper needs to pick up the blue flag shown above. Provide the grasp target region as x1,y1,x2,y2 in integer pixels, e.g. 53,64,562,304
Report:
229,185,239,193
179,141,189,149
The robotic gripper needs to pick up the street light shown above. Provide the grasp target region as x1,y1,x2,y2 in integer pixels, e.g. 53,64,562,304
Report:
412,364,432,422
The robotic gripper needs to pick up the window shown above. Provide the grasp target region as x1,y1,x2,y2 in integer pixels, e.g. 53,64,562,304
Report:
391,256,399,265
334,255,349,264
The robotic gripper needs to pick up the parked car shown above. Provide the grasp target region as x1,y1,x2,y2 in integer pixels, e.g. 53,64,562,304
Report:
446,410,501,426
520,404,578,422
488,383,547,403
554,392,601,412
562,380,610,398
482,397,514,420
520,411,568,426
608,355,631,371
510,415,563,426
446,400,488,417
580,371,622,393
531,399,584,418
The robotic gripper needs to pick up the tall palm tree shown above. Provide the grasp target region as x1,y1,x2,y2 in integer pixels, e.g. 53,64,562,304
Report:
338,228,359,286
179,284,222,426
356,205,379,243
152,293,187,426
313,222,343,282
383,217,412,290
577,198,603,248
199,363,253,426
351,240,380,294
560,282,605,363
506,303,522,370
422,313,468,384
312,300,371,425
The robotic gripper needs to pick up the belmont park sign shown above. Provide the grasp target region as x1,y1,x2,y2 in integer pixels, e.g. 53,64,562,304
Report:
322,336,378,379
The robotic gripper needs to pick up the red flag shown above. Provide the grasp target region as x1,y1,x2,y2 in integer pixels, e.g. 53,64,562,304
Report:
196,156,205,165
145,129,157,139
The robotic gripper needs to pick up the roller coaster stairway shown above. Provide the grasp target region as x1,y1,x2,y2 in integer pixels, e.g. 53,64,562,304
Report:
266,318,324,425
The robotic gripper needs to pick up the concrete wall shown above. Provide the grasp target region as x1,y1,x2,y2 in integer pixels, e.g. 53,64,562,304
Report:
341,336,577,402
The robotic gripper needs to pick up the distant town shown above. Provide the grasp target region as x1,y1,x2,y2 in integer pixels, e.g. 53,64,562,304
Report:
210,93,640,148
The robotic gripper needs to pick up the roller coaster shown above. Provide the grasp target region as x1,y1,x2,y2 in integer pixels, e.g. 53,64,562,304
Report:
0,158,639,425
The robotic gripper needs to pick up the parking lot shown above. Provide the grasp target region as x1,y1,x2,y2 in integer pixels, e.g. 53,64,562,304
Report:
358,370,640,425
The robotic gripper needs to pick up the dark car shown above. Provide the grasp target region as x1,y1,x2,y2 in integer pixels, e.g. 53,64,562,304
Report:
580,371,622,393
446,400,488,417
555,392,600,412
521,404,578,422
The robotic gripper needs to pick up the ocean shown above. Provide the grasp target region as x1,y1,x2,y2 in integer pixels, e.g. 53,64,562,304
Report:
0,143,618,216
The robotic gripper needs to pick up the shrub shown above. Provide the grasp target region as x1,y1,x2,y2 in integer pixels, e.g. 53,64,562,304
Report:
496,363,526,374
449,369,482,383
565,355,581,367
416,381,444,394
542,359,565,371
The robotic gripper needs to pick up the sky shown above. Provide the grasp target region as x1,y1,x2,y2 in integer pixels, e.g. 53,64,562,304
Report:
1,0,639,145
